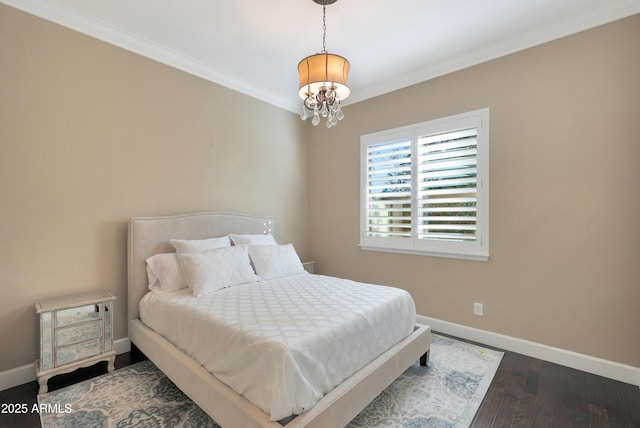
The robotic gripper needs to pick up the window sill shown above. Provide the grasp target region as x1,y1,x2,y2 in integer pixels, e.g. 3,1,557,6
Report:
359,244,489,262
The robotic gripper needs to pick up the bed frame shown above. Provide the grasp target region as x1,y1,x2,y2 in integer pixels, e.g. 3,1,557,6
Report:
128,212,431,428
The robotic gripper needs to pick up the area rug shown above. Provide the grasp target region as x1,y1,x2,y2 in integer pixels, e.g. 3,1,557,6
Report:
39,334,503,428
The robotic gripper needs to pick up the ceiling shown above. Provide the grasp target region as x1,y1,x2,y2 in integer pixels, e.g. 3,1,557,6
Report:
5,0,640,113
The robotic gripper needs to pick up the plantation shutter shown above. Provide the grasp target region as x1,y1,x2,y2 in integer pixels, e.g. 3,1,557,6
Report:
360,108,488,260
416,128,478,242
364,138,412,239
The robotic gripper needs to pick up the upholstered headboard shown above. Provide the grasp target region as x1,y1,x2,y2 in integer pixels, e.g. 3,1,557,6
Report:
127,212,273,327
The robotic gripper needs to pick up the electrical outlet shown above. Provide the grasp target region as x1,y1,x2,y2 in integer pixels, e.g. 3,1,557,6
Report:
474,302,483,316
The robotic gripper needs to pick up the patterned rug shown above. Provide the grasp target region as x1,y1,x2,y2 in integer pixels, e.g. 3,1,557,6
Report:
39,334,503,428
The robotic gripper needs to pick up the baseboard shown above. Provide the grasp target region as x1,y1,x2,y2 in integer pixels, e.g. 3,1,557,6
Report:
0,337,131,392
418,315,640,387
113,336,132,356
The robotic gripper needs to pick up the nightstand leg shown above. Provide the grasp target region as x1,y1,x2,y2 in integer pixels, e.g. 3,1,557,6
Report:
38,376,49,394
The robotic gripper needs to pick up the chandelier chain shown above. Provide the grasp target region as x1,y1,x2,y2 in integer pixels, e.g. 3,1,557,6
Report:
322,5,327,53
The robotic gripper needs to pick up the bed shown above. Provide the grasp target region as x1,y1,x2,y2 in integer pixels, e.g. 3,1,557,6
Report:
128,212,431,428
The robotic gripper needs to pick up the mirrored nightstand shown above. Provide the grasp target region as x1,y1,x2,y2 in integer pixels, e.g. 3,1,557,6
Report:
302,261,316,274
35,290,116,394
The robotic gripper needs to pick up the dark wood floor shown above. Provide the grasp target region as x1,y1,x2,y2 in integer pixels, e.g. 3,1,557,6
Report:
1,336,638,428
469,345,640,427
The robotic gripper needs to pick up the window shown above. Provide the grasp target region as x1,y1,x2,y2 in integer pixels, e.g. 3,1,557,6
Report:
360,108,489,261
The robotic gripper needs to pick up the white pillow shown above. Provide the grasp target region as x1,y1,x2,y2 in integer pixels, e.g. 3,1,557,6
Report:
229,233,277,246
248,243,306,280
179,245,258,297
170,236,231,254
145,253,187,293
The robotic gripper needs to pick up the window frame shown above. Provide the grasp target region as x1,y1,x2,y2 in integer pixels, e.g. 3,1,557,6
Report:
360,108,490,261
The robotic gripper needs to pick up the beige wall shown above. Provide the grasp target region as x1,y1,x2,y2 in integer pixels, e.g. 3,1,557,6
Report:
308,14,640,367
0,5,309,371
1,3,638,374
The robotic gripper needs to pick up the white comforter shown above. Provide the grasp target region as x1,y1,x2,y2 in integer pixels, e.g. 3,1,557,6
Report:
139,273,416,421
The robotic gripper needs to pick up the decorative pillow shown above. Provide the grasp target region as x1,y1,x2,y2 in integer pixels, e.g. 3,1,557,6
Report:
229,233,277,246
145,253,187,293
248,243,306,280
170,236,231,254
179,245,258,297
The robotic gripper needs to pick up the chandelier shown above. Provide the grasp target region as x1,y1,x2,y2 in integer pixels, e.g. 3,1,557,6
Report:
298,0,350,128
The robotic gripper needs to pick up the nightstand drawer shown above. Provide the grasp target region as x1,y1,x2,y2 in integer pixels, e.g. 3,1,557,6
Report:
56,319,102,347
56,304,98,328
56,338,102,366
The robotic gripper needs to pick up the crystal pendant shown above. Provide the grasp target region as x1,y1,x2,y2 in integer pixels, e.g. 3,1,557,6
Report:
300,107,309,121
312,111,320,126
320,103,328,117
